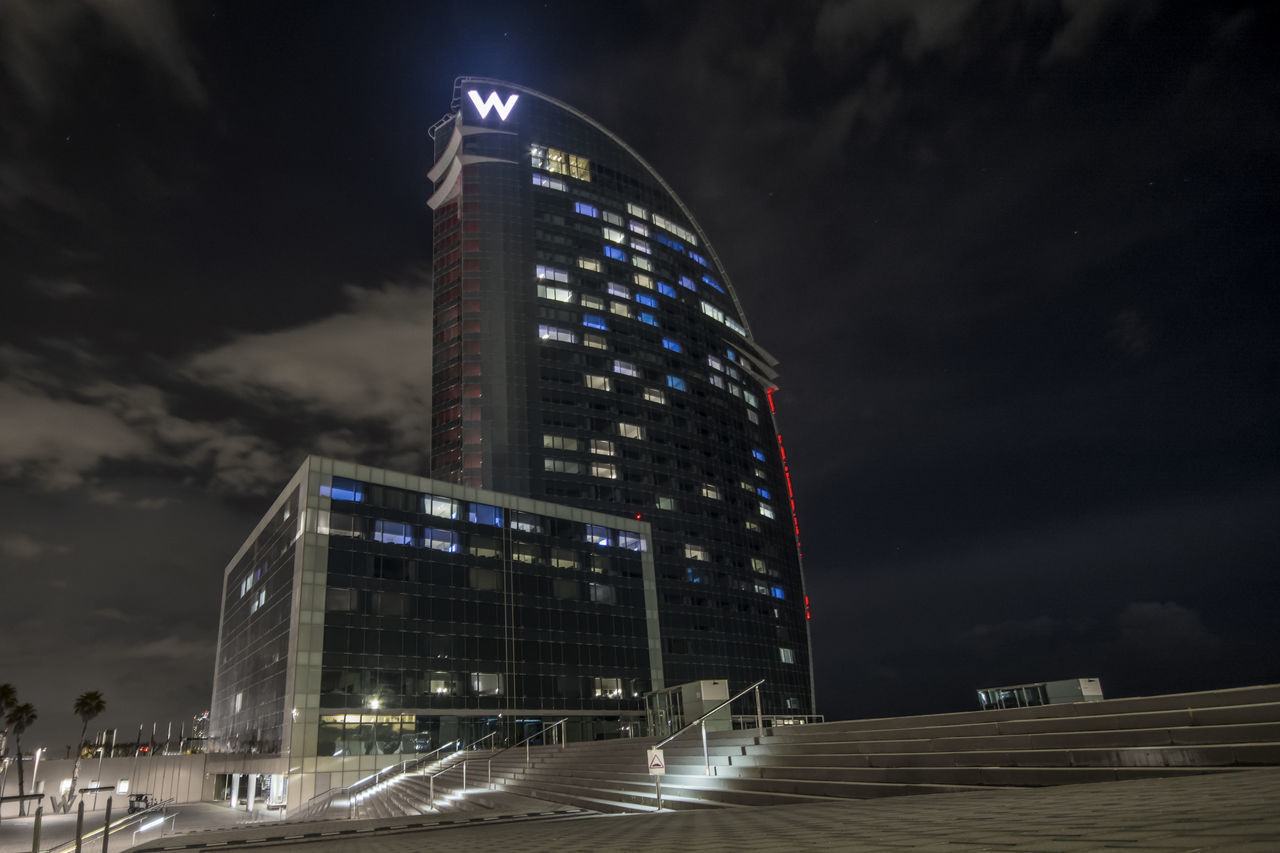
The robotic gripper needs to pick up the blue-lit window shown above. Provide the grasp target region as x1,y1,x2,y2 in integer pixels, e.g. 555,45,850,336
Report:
685,567,708,583
662,338,683,353
726,349,737,362
374,519,413,546
654,233,684,252
326,477,364,502
618,531,647,551
638,312,658,326
752,449,767,462
636,293,658,308
575,202,599,217
583,314,608,330
757,487,772,499
678,275,697,291
771,586,786,600
585,524,612,546
469,503,503,527
422,528,459,552
604,246,627,262
666,375,687,391
658,282,677,298
689,251,709,267
702,274,725,293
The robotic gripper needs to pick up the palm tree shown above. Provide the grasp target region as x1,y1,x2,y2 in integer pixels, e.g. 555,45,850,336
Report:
0,683,15,798
6,703,37,816
66,691,106,808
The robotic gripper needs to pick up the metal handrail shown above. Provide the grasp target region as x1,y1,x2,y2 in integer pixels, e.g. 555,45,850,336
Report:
423,730,503,806
292,740,460,822
488,717,569,770
650,679,765,810
48,796,175,853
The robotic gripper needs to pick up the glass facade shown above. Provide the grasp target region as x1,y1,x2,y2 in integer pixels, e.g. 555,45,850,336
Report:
427,78,813,715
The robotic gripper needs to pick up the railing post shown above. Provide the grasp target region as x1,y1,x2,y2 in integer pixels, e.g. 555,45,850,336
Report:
462,760,466,790
655,776,662,811
526,740,530,767
487,759,492,790
559,720,565,749
754,685,763,732
30,806,42,853
102,798,112,853
429,775,433,807
75,800,85,853
701,720,710,776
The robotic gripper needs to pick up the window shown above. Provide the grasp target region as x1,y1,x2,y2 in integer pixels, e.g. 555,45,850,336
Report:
632,255,653,271
658,281,677,298
752,449,767,462
589,584,617,605
469,503,504,527
780,648,796,664
544,457,582,474
538,325,577,344
771,586,786,599
617,422,645,440
629,220,649,236
638,312,658,326
574,201,599,217
612,360,638,377
607,282,630,298
700,483,721,500
590,439,615,456
604,246,627,262
689,251,709,267
584,374,611,391
618,531,647,551
578,257,602,272
745,519,761,532
584,333,607,350
583,314,608,330
654,232,684,252
759,502,776,519
591,462,617,479
666,375,687,391
678,275,697,292
708,355,723,372
374,519,413,545
250,587,266,614
532,173,567,191
652,213,698,245
422,528,459,552
594,676,623,696
509,511,542,533
662,338,682,353
743,390,759,408
751,557,767,574
535,264,569,282
537,284,574,302
656,496,676,511
602,210,623,226
757,487,772,499
630,238,651,254
471,672,504,696
603,226,626,243
636,293,657,308
569,155,591,181
581,294,604,310
702,274,725,292
633,273,653,289
627,202,648,219
585,524,612,546
684,544,709,561
543,434,581,451
609,301,633,319
325,477,364,502
643,387,666,404
710,374,726,389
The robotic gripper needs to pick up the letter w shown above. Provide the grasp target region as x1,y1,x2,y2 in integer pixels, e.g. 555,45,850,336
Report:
467,90,519,121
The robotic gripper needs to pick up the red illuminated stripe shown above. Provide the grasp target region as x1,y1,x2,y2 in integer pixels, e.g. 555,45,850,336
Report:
804,595,811,620
768,391,803,556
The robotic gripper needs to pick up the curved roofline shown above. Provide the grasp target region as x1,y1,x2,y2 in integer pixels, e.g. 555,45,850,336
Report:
451,76,756,341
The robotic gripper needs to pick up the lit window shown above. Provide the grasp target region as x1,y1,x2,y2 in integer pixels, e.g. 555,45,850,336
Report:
537,325,577,343
374,519,414,545
591,462,618,479
574,201,599,218
250,587,266,614
544,457,582,474
569,154,591,181
636,293,657,308
710,374,726,389
583,314,608,330
751,557,767,574
743,390,759,408
612,360,638,377
658,281,677,298
708,355,724,372
603,226,626,243
602,210,623,226
423,495,458,519
423,528,459,552
770,586,786,599
701,300,724,322
759,502,776,519
630,238,651,254
509,510,542,533
652,213,698,246
607,282,630,298
684,543,709,561
656,496,676,511
644,387,666,404
590,439,615,456
634,273,653,289
581,294,604,310
578,257,602,272
325,476,364,502
754,467,767,479
585,524,612,546
726,316,746,336
752,449,767,462
610,301,633,318
745,519,761,532
584,333,607,350
757,487,772,499
654,233,684,252
633,255,653,271
584,374,611,391
532,173,567,191
543,434,581,451
689,251,709,267
638,312,658,326
469,503,504,526
537,284,574,302
617,422,645,439
629,220,649,236
780,648,796,664
700,483,721,500
627,202,648,219
678,275,697,292
535,264,569,282
618,531,647,551
667,375,687,391
702,274,724,292
604,246,627,262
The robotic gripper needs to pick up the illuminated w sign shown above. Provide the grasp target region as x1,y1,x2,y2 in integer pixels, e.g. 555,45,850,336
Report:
467,90,519,121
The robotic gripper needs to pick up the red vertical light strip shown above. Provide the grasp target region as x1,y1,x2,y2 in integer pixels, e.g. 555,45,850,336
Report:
766,388,803,557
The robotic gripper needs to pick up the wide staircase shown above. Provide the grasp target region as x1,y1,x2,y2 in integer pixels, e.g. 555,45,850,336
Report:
486,683,1280,812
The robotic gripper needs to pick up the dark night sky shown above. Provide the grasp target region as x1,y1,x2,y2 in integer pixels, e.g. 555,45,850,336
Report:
2,0,1278,749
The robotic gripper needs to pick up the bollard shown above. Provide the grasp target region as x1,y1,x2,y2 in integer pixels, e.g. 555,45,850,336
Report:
102,798,112,853
30,806,43,853
654,776,662,811
74,800,85,853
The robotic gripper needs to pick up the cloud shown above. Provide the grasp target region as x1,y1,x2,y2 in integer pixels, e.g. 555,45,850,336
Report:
814,0,982,63
1109,309,1153,357
26,277,91,300
1116,601,1221,660
186,283,434,449
0,532,71,560
1043,0,1162,64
